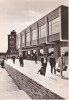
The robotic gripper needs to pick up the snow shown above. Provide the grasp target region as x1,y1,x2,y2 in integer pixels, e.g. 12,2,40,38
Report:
0,65,31,100
5,59,69,99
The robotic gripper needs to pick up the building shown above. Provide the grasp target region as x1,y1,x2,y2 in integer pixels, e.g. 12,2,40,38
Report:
17,5,68,60
7,30,18,57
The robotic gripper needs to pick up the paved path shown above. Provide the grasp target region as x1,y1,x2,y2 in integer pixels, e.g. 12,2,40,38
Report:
6,59,69,99
0,65,31,100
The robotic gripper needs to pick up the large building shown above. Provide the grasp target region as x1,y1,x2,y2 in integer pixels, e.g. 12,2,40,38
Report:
7,30,18,57
16,5,68,60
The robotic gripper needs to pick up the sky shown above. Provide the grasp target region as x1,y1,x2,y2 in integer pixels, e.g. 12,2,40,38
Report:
0,0,69,52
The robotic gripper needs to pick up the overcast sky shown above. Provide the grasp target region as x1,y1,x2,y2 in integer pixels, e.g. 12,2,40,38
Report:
0,0,69,52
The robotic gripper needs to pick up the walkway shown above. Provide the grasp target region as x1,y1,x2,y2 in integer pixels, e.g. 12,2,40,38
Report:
0,65,31,100
6,59,69,99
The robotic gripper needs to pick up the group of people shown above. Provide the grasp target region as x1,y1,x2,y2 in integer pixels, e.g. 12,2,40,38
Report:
37,53,66,78
11,52,67,78
12,55,24,67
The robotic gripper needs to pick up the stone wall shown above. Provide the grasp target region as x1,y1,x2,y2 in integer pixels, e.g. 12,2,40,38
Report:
4,63,63,99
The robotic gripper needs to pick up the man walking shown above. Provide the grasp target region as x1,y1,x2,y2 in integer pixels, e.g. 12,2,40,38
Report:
12,56,15,64
50,53,56,74
37,54,47,76
58,54,65,77
43,54,47,76
19,55,24,67
34,52,37,63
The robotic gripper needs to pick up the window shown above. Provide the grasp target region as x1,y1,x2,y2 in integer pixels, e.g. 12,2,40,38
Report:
26,32,30,42
12,41,14,43
22,35,25,43
18,37,20,48
32,29,37,40
39,24,46,38
49,22,51,35
10,46,14,47
18,37,20,45
10,36,11,38
10,41,12,43
49,17,60,35
12,36,14,38
10,41,14,43
60,47,68,55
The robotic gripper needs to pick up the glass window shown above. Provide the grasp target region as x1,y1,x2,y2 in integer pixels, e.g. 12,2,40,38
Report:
22,35,25,43
18,37,20,45
10,36,11,38
26,32,30,42
60,47,68,55
52,17,60,34
32,29,37,40
39,24,46,38
12,41,14,43
49,48,54,53
10,46,14,47
39,27,41,38
10,41,12,43
12,36,14,38
49,22,51,35
49,17,60,35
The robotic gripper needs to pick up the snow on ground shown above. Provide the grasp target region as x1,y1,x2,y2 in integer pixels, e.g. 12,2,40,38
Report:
5,59,69,99
0,65,31,100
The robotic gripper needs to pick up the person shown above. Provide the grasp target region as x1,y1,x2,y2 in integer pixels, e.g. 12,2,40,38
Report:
34,52,37,63
41,57,44,66
38,54,47,76
12,56,15,64
42,54,47,76
37,66,44,75
50,53,56,74
58,54,65,77
1,58,4,68
19,55,24,67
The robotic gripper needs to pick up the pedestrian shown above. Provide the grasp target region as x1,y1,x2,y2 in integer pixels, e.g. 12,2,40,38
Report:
38,54,47,76
34,52,37,63
50,53,56,74
1,58,4,68
19,55,24,67
42,54,47,76
57,54,65,77
37,66,44,75
12,56,15,64
41,57,44,66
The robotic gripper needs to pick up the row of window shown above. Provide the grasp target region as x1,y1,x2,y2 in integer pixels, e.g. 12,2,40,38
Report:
10,41,14,43
10,51,16,53
10,46,14,47
10,36,14,38
19,17,60,44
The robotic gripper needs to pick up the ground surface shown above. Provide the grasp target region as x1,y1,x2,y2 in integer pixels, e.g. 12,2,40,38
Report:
0,65,31,100
6,59,69,99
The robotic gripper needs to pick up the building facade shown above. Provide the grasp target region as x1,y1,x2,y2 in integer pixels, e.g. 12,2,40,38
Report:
17,5,68,60
7,30,18,57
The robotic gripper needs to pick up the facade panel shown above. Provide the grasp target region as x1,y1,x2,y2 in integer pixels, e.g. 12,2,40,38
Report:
61,6,68,40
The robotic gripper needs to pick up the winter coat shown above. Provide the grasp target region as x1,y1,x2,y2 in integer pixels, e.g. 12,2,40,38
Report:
50,57,56,66
58,57,65,71
19,56,23,63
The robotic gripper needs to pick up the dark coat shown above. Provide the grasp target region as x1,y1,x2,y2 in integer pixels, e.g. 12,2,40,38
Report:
19,56,23,63
38,66,45,75
1,59,4,68
41,57,47,66
50,57,56,66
